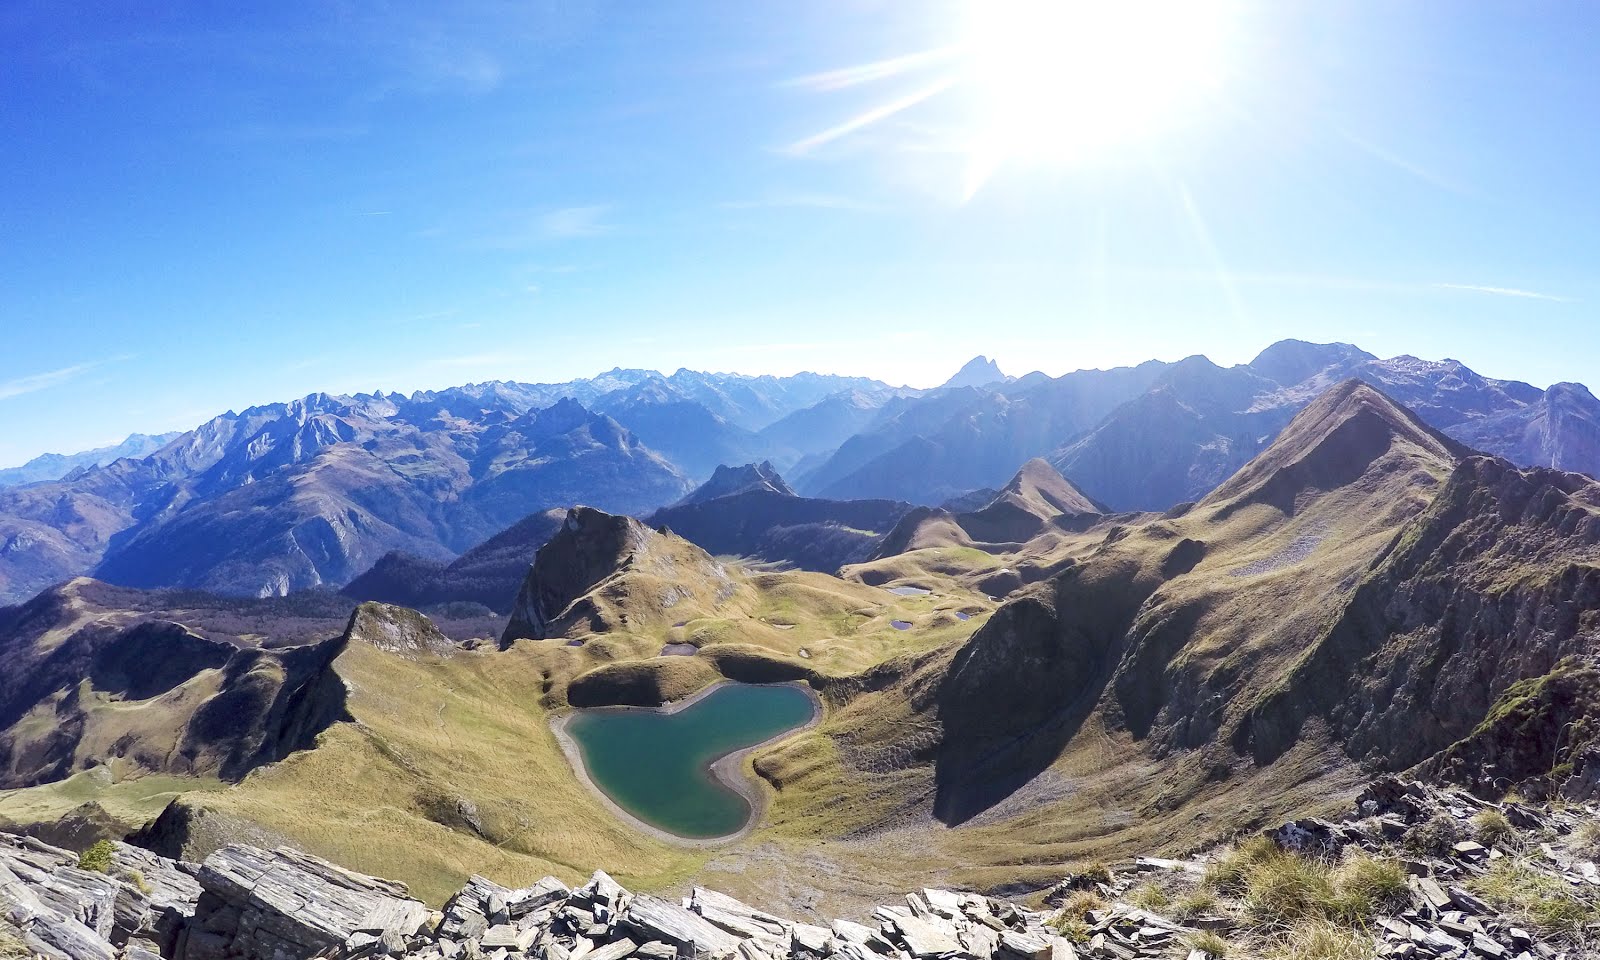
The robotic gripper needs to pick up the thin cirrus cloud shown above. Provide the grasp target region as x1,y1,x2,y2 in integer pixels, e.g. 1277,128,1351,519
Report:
0,358,127,402
1433,283,1574,304
540,205,615,238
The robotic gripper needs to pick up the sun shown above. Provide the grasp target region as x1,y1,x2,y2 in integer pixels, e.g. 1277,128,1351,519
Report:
789,0,1239,198
960,0,1233,183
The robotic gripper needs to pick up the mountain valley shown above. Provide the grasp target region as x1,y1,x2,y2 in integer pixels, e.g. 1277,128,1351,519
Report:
3,347,1600,958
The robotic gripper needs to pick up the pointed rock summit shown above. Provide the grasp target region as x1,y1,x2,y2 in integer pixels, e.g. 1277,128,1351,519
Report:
940,356,1009,389
675,461,795,506
872,459,1101,554
1204,378,1470,515
501,506,742,644
959,459,1102,542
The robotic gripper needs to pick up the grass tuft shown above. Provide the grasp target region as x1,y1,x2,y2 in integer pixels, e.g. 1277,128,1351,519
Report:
1468,858,1599,941
119,868,153,895
1472,808,1516,848
1573,820,1600,860
1204,835,1280,895
0,926,28,960
1048,915,1091,943
77,839,114,874
1185,930,1230,957
1128,882,1170,911
1268,922,1374,960
1058,889,1107,919
1332,855,1410,920
1174,887,1221,920
1242,850,1336,924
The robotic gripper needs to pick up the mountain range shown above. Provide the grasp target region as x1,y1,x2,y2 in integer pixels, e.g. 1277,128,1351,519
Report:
6,372,1600,919
1,341,1599,612
0,432,181,487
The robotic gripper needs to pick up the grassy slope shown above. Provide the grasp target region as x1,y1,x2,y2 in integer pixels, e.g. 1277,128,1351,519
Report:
168,565,996,907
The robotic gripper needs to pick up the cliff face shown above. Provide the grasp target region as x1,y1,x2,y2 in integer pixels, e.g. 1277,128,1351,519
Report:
1243,456,1600,772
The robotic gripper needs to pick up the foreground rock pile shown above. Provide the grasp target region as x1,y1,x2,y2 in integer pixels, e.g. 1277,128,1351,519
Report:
1044,776,1599,960
2,776,1598,960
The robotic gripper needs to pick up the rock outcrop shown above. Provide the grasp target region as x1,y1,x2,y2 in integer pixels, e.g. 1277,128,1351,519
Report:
5,774,1598,960
502,508,742,644
674,464,796,507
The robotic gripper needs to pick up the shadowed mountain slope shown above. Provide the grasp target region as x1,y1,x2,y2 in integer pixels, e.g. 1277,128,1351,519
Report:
0,579,351,789
342,509,567,614
778,381,1473,869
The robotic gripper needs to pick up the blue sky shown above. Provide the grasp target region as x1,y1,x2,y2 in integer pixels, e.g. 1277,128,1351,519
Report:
2,0,1597,466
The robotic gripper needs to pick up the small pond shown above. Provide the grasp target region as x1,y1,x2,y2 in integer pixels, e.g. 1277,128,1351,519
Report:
886,585,932,596
890,619,913,630
659,642,698,656
563,683,817,840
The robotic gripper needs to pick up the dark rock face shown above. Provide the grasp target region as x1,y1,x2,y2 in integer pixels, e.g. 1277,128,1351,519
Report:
1420,656,1600,797
501,507,740,645
501,508,653,643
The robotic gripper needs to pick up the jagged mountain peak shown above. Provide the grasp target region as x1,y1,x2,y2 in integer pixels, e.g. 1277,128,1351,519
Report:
675,461,795,506
501,506,739,643
940,356,1009,390
1203,378,1469,514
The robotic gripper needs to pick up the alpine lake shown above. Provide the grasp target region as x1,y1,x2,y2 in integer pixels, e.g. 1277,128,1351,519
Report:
563,682,817,840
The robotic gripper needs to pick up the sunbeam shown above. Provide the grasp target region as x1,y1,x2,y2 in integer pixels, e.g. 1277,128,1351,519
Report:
789,0,1240,198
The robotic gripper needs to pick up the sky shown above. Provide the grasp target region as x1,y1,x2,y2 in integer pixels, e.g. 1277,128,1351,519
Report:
2,1,1598,467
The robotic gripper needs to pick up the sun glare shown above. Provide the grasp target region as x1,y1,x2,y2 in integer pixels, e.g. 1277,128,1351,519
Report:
962,0,1232,179
789,0,1238,199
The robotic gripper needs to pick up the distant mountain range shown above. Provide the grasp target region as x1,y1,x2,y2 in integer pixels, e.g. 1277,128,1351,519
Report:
796,340,1600,510
0,370,888,604
2,342,1598,606
0,432,181,487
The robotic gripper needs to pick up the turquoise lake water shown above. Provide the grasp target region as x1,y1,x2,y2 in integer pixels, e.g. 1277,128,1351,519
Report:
565,683,816,839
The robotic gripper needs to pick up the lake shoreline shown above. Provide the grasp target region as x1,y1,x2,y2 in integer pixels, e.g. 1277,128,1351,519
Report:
548,679,823,848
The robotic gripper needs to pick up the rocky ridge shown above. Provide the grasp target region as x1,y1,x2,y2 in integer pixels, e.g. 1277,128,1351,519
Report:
4,775,1599,960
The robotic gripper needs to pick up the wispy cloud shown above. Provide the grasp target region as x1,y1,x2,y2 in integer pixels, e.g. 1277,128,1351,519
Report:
540,205,614,238
719,194,880,212
783,78,958,155
785,47,959,93
0,358,125,401
1433,282,1573,303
